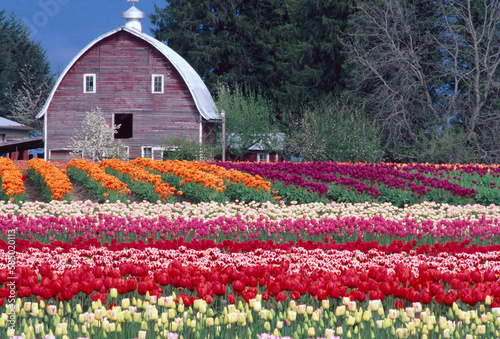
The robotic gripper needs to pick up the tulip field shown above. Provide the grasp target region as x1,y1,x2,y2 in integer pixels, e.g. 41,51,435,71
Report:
1,158,500,338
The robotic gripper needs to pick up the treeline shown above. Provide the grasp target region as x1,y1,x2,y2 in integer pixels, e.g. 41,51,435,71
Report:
0,11,52,132
152,0,500,164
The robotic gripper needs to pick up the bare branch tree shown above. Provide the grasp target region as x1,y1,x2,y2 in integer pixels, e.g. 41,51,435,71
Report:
344,0,500,163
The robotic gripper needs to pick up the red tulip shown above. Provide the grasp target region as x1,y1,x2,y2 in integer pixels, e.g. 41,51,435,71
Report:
421,289,432,304
227,294,236,304
138,281,148,295
232,279,246,292
471,271,484,283
61,287,73,301
127,279,137,292
394,300,404,309
268,281,281,295
80,281,93,295
290,290,301,300
262,292,270,301
407,289,420,303
275,291,287,302
203,295,213,304
379,281,394,296
369,289,384,301
434,294,445,304
93,278,103,292
355,290,366,302
51,280,63,294
316,288,327,301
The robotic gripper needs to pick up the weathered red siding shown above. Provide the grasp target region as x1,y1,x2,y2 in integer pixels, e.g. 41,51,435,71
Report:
46,30,202,160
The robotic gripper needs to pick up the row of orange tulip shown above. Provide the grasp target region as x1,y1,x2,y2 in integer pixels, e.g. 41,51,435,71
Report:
130,158,271,193
0,157,25,197
27,158,73,200
100,159,176,202
66,159,131,195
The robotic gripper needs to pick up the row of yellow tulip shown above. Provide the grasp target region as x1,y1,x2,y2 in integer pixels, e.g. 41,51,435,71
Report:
2,291,499,339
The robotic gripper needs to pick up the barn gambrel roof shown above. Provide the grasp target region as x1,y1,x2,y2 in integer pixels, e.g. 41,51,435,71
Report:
37,26,220,121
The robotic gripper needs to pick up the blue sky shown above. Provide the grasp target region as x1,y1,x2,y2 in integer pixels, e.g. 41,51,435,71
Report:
1,0,162,73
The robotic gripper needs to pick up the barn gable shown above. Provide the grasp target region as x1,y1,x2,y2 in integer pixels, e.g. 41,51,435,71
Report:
38,5,220,161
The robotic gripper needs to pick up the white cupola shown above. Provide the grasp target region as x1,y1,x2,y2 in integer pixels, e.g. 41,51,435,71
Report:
122,5,146,32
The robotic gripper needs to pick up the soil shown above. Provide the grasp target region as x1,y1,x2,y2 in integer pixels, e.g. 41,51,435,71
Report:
23,178,45,202
22,178,174,204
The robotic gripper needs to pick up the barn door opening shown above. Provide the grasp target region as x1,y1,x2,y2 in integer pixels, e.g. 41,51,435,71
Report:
114,114,133,139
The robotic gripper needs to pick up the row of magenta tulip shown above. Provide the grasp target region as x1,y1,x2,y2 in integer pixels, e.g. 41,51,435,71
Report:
215,161,500,206
3,290,498,339
1,208,499,246
1,238,499,307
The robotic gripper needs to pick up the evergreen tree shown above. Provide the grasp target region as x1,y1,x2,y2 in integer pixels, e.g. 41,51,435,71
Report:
151,0,351,115
0,10,52,120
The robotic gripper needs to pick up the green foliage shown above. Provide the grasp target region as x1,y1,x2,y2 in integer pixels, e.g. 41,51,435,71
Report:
0,10,52,119
216,83,282,160
161,134,220,161
65,167,131,203
285,98,383,162
408,128,476,164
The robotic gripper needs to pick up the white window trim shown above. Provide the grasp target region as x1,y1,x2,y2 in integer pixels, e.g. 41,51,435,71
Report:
83,74,96,93
151,74,164,93
142,146,164,160
257,152,270,162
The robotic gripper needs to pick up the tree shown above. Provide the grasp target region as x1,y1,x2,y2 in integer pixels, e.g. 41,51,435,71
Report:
215,82,281,160
151,0,351,115
285,96,383,162
343,0,500,163
161,134,221,161
7,64,52,134
70,107,128,162
0,11,52,119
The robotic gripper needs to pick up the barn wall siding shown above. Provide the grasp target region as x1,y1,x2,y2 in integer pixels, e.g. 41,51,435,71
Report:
46,31,202,160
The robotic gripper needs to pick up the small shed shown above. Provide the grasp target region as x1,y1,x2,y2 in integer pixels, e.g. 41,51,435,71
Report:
0,117,33,160
37,5,220,161
225,132,285,162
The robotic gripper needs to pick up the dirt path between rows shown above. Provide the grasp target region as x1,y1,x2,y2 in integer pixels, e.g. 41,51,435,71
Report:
22,179,171,204
23,179,99,203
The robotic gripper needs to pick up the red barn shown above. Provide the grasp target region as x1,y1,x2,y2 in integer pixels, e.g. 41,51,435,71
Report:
37,5,220,161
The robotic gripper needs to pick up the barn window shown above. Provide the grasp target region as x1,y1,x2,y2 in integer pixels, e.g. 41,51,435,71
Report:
152,74,164,93
114,114,133,139
142,146,153,159
83,74,96,93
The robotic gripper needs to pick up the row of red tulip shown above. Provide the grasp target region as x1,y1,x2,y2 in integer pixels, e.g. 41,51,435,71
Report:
1,239,499,308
